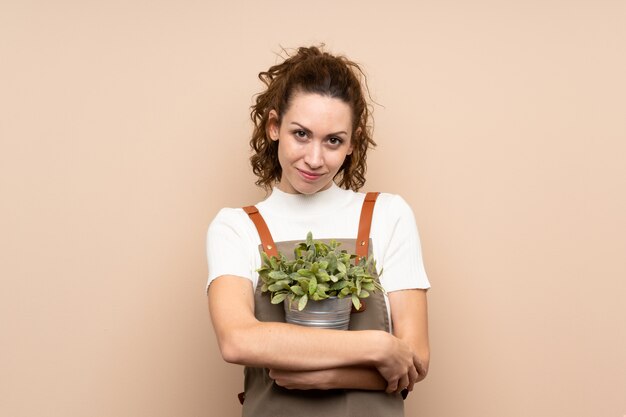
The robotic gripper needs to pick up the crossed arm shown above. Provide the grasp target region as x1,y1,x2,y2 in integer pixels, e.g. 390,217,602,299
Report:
208,275,429,393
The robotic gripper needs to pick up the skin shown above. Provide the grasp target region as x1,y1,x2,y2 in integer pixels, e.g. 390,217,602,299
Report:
267,91,354,195
209,277,427,393
266,290,429,391
208,91,430,394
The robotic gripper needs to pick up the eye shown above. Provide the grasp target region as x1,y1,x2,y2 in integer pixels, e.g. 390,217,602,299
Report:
327,137,344,147
293,129,307,139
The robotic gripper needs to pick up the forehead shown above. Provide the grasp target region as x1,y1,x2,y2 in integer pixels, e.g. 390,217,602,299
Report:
282,92,352,132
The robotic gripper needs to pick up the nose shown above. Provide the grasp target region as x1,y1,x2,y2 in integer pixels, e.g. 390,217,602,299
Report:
303,142,323,170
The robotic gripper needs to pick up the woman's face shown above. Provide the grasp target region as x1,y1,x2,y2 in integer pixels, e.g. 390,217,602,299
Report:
268,92,354,195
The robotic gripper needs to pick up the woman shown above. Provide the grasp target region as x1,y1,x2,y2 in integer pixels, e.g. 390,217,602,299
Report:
207,46,430,417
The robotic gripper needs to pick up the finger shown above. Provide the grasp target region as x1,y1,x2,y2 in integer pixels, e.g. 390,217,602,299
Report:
413,354,425,374
395,374,409,394
406,380,415,393
407,366,420,391
413,354,427,382
406,375,416,393
386,378,398,394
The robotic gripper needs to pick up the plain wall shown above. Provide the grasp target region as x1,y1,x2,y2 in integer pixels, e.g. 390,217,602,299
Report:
1,1,625,416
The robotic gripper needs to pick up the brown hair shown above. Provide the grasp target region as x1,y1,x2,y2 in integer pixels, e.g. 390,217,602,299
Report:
249,46,376,191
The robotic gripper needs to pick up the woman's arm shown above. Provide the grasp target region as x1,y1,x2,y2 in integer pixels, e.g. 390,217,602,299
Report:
266,289,430,392
268,366,387,391
388,289,430,381
208,275,419,392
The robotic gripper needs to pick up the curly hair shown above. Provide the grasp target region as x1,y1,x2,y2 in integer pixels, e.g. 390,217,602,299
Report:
249,46,376,191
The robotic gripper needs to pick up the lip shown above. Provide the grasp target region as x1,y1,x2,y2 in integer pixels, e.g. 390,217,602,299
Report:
297,168,324,181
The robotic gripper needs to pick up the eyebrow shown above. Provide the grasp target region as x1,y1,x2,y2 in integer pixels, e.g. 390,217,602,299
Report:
289,122,348,137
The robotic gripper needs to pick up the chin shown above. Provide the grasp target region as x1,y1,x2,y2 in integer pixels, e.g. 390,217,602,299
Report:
294,185,322,195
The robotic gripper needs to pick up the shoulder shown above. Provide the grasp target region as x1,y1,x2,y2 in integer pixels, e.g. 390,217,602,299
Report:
372,192,416,222
208,207,255,238
210,207,248,225
206,207,260,288
206,206,261,265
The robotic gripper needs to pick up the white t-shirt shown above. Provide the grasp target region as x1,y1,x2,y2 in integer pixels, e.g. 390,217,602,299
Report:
206,183,430,296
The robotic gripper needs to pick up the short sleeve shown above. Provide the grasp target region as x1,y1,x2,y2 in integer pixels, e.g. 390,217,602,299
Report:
206,208,257,292
378,195,430,292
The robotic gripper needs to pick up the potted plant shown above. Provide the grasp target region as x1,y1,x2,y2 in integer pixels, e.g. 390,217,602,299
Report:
257,232,384,330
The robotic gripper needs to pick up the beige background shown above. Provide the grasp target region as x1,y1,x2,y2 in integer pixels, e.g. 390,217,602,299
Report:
1,1,625,416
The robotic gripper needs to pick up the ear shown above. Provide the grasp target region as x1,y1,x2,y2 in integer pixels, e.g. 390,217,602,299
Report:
266,110,280,141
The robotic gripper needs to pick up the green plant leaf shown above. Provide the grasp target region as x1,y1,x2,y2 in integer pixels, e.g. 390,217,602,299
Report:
286,295,297,310
298,278,309,293
327,253,338,272
268,270,288,280
308,276,317,295
298,294,308,311
316,271,330,282
297,269,313,278
351,294,361,310
269,257,279,270
290,285,304,296
256,232,384,308
271,293,287,304
331,281,348,290
268,284,284,292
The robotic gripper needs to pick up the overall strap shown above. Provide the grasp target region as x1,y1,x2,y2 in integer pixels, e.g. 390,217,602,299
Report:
355,192,380,264
242,206,278,258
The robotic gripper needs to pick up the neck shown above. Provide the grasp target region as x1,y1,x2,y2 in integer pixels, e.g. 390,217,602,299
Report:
261,183,353,218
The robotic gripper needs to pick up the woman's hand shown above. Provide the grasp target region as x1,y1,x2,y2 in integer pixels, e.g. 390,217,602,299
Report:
375,334,420,393
374,289,431,394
